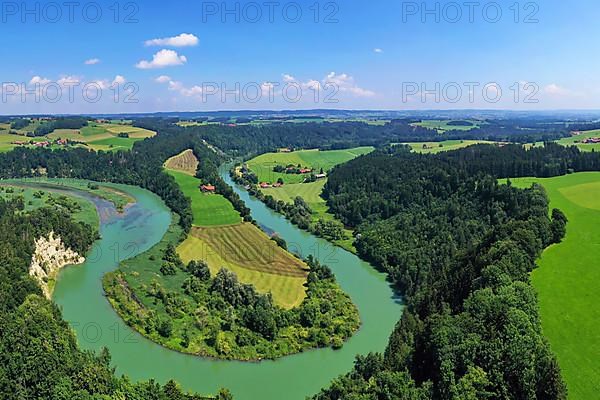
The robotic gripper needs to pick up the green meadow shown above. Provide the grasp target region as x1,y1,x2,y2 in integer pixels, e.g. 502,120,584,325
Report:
165,169,241,227
406,140,494,154
510,173,600,400
0,184,99,229
247,147,374,184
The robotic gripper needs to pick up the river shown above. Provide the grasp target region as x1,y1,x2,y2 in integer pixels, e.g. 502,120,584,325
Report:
49,171,402,400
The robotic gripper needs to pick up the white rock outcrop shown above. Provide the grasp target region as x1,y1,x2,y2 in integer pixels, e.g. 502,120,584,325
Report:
29,231,85,298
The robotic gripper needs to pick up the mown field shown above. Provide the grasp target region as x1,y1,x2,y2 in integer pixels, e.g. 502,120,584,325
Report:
556,130,600,152
406,140,494,154
247,147,374,184
178,223,308,309
166,169,241,227
163,149,199,175
510,173,600,400
0,120,156,153
48,122,156,151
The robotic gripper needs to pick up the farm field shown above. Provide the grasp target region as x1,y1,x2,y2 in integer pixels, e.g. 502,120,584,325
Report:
510,173,600,400
247,147,374,184
165,168,241,227
406,140,494,154
164,149,199,175
0,120,156,153
556,129,600,152
48,122,156,151
178,223,308,309
411,119,483,133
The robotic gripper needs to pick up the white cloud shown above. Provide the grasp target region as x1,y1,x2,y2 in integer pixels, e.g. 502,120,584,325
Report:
136,49,188,69
374,48,383,53
325,72,375,97
57,76,81,86
112,75,126,85
156,76,203,97
145,33,199,47
29,76,51,85
84,58,101,65
282,74,296,82
544,83,570,96
155,75,172,83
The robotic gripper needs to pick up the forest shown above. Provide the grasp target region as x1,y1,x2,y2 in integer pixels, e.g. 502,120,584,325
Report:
0,195,231,399
135,118,571,160
311,145,578,399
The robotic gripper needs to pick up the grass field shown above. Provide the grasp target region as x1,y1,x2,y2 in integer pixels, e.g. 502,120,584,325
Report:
0,184,99,228
510,173,600,400
178,223,308,308
0,121,156,153
406,140,494,154
556,130,600,152
247,147,374,184
163,149,199,175
411,119,483,133
166,169,241,227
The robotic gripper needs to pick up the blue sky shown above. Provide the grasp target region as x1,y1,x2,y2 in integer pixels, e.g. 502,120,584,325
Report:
1,0,599,114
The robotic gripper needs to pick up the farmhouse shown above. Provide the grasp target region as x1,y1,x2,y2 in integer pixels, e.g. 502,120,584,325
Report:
200,184,216,193
299,168,312,174
315,173,327,179
260,182,272,189
582,137,600,144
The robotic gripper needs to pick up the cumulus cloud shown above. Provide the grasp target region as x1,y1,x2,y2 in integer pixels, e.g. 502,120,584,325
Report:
282,74,296,82
136,49,188,69
155,75,172,83
145,33,199,47
156,76,203,97
325,72,375,97
112,75,127,85
84,58,101,65
29,76,51,85
544,83,571,96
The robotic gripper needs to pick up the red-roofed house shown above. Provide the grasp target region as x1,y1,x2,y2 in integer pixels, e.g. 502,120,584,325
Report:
200,184,216,193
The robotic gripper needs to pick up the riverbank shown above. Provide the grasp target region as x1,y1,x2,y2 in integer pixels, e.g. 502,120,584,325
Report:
47,178,400,400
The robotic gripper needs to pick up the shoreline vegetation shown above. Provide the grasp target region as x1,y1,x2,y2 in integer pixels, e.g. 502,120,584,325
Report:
101,149,360,361
230,147,376,253
103,215,360,361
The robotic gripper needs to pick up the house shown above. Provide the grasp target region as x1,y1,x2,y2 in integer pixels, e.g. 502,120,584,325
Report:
582,137,600,144
299,168,312,174
260,182,272,189
34,141,50,147
200,184,216,193
56,139,68,146
315,173,327,179
273,182,284,188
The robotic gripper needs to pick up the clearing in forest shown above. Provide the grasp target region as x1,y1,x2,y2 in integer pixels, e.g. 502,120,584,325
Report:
164,149,199,176
247,147,374,184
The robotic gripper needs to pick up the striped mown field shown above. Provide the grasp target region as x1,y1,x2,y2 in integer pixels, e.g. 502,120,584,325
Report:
178,223,308,308
164,149,199,176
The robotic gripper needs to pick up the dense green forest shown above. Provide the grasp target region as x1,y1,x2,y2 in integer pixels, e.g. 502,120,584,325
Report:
312,145,578,399
135,118,570,160
0,197,230,399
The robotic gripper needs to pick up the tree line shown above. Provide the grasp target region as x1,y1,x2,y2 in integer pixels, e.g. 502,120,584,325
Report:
0,196,232,399
313,144,574,399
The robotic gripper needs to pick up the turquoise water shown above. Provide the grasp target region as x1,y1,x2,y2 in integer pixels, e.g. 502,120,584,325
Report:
49,175,402,400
